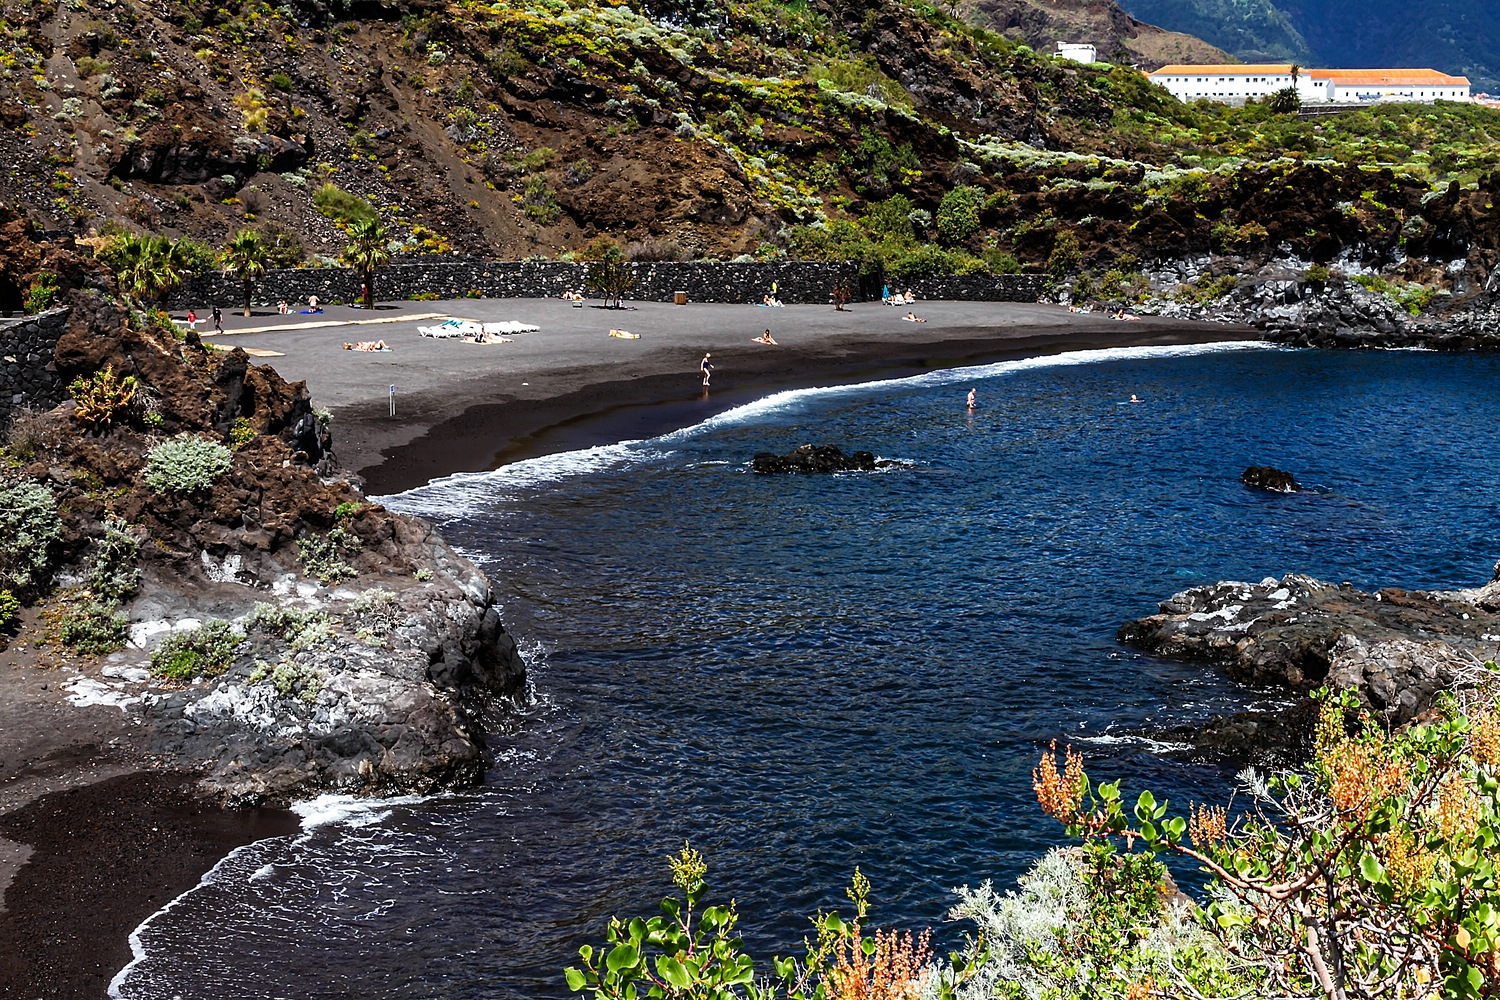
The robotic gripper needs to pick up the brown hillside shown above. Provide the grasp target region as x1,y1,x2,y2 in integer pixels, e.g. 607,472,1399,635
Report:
962,0,1230,68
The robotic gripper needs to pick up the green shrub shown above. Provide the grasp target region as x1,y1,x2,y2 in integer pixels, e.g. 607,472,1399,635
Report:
984,247,1022,274
1352,274,1435,314
312,183,376,226
862,194,915,241
298,526,361,584
521,176,561,225
85,518,141,603
882,243,987,278
1305,262,1331,285
149,619,243,680
23,272,59,313
142,434,233,493
68,364,139,431
246,602,334,649
229,416,256,449
333,501,365,520
0,480,61,599
59,599,129,656
936,185,983,244
0,589,19,630
521,146,556,171
1045,230,1082,284
1071,269,1096,301
1209,219,1270,254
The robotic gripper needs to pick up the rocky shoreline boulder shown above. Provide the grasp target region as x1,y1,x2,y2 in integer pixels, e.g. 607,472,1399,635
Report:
1120,569,1500,734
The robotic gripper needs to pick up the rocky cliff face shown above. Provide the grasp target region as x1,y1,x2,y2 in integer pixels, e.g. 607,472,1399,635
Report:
966,0,1229,67
1,245,527,807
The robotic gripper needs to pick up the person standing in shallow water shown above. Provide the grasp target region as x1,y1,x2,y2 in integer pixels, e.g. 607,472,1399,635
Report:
700,353,713,387
967,388,976,410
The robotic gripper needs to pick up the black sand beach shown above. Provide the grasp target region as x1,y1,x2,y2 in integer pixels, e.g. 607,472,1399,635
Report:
0,298,1259,998
209,298,1260,493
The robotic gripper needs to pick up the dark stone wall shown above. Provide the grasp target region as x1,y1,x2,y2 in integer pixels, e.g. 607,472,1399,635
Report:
169,261,1042,309
0,307,68,419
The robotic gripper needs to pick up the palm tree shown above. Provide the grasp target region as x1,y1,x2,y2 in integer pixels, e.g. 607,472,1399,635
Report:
111,234,182,304
220,229,268,317
339,218,391,311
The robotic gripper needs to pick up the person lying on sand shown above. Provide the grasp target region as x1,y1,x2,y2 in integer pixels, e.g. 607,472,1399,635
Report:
902,311,927,323
343,339,390,351
608,328,640,339
753,330,778,345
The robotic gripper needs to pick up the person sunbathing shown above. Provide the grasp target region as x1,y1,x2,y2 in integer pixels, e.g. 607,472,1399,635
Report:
344,339,389,351
753,329,778,345
902,311,927,323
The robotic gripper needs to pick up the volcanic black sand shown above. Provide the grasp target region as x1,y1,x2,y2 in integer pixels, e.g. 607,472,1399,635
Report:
0,296,1258,998
206,297,1260,493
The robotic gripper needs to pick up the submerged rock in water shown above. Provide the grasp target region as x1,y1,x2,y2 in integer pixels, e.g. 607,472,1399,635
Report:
1240,465,1299,492
752,444,878,474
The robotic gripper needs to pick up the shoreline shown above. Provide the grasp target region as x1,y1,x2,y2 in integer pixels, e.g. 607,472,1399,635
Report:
210,299,1258,494
1,300,1259,999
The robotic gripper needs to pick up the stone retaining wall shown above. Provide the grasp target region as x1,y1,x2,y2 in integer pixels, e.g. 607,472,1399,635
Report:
169,261,1042,308
0,307,68,419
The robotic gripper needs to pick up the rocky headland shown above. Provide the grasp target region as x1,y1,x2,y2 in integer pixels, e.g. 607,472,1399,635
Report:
1120,566,1500,761
2,257,528,808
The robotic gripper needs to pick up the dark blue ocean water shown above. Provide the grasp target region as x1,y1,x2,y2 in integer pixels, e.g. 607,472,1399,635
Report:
114,343,1500,999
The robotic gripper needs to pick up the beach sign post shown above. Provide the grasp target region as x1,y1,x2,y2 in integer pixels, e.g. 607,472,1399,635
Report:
390,384,396,417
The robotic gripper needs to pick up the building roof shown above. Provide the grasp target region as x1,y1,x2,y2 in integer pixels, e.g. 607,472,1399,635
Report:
1307,68,1469,86
1149,64,1296,76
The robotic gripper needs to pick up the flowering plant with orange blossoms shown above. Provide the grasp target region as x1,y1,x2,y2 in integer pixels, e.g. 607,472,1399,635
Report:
1034,687,1500,1000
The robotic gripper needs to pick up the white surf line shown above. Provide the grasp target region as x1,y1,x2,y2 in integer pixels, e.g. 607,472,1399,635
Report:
203,312,451,336
107,791,438,998
383,340,1281,510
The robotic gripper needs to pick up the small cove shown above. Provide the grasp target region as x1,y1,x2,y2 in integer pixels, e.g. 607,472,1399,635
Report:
114,343,1500,999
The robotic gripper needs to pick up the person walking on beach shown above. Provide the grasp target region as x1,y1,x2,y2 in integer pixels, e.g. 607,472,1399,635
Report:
211,304,222,334
966,388,976,410
700,352,714,387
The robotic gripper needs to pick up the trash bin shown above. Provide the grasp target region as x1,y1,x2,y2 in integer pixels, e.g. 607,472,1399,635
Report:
673,290,688,305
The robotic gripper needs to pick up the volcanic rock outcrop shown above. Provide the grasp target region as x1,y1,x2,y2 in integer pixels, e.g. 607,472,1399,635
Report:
1240,466,1298,492
752,444,882,474
1121,569,1500,733
5,268,527,806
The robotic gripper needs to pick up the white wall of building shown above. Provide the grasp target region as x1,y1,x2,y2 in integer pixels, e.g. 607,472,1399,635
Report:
1324,82,1469,103
1056,42,1097,64
1147,70,1326,104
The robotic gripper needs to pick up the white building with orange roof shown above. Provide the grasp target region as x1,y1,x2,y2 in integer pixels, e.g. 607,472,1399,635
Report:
1147,64,1469,105
1307,68,1469,104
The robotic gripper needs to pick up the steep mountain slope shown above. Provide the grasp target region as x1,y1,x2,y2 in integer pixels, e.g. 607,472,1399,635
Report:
1281,0,1498,92
3,0,1500,307
0,0,1214,263
1114,0,1312,64
963,0,1231,67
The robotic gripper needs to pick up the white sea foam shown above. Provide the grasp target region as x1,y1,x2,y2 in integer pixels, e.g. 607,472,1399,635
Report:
110,791,435,997
291,792,430,831
1076,732,1194,753
383,340,1279,513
